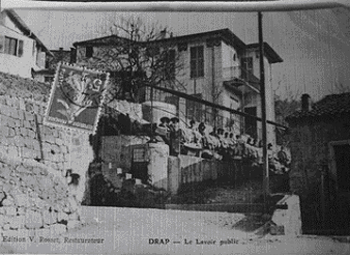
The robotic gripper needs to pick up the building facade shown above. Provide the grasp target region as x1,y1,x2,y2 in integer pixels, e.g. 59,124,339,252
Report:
0,9,52,79
286,93,350,234
34,47,76,84
73,29,282,143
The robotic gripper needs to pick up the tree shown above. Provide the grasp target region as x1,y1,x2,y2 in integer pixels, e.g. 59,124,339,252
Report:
273,79,301,145
78,16,185,103
274,94,300,126
274,94,300,145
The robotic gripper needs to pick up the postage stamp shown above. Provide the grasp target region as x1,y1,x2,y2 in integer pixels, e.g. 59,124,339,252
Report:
44,62,109,134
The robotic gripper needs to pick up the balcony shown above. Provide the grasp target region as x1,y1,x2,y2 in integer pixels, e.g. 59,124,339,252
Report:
223,66,260,94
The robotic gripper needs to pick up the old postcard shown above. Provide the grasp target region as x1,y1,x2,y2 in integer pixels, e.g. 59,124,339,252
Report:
0,1,350,254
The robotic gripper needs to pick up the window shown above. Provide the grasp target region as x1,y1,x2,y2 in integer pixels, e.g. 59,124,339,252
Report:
165,49,176,80
133,148,146,162
17,40,23,57
45,58,50,69
241,57,253,80
244,106,257,139
230,96,240,131
3,36,23,57
86,46,93,58
44,76,54,83
32,41,36,56
255,50,260,59
190,46,204,78
186,93,202,122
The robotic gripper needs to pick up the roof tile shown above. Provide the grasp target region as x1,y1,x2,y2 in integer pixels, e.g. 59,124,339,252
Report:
286,92,350,121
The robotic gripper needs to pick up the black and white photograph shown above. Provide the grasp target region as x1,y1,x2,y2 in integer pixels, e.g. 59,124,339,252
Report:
0,1,350,254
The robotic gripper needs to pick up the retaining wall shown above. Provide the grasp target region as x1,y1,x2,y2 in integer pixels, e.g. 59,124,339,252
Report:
168,155,236,194
0,152,79,235
0,72,94,235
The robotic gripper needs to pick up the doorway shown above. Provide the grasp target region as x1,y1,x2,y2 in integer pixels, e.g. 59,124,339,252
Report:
329,141,350,233
244,107,257,139
333,144,350,193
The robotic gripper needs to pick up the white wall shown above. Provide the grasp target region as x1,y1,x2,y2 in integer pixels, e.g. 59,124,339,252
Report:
76,38,277,143
0,14,46,79
245,49,276,144
221,90,242,132
0,25,35,78
221,41,240,80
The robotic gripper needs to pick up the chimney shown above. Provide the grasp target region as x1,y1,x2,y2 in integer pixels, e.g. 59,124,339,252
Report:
58,47,64,61
301,94,311,111
70,47,77,63
159,29,167,39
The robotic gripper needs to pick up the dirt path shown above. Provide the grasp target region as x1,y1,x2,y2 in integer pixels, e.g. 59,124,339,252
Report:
171,179,264,204
1,206,349,254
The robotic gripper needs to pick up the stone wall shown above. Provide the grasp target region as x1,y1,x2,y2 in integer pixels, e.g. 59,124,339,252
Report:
180,156,235,185
0,96,93,203
0,72,94,233
287,115,350,232
288,117,350,195
0,95,70,173
0,152,79,235
168,155,236,194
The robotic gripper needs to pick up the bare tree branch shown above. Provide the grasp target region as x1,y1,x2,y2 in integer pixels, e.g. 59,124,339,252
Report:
79,16,184,103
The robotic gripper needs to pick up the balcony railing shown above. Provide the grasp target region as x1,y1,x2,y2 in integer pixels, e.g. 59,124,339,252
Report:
222,66,260,92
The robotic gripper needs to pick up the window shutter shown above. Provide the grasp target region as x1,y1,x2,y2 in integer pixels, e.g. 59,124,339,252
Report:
18,40,24,57
36,51,46,68
0,35,4,53
32,41,36,56
86,46,93,58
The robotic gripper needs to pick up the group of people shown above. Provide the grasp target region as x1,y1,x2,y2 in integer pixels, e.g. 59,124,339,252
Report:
152,116,247,159
152,116,291,174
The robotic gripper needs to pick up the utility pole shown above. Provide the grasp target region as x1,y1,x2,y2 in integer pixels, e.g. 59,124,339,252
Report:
258,11,270,210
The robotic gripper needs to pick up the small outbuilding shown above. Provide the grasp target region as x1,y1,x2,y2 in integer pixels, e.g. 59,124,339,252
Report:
286,92,350,235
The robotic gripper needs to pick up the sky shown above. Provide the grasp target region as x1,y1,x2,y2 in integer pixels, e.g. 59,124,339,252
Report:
11,5,350,101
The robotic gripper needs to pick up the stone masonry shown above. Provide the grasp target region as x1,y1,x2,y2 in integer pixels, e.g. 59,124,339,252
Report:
0,152,78,235
0,72,94,235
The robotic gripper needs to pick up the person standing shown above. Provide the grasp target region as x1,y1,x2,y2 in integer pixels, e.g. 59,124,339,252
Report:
169,117,185,156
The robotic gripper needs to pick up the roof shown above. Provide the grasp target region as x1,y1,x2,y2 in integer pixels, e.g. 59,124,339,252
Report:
154,28,247,52
32,69,55,75
73,29,246,50
286,92,350,122
50,49,71,53
72,28,282,62
2,9,53,56
73,35,132,47
1,9,53,57
247,42,283,64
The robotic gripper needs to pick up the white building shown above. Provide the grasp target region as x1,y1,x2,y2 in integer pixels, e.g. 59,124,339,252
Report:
73,29,283,144
0,9,53,79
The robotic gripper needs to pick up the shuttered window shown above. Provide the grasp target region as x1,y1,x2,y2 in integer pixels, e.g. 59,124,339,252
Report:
0,35,4,53
18,40,24,57
5,36,17,55
165,49,176,80
3,36,23,57
190,46,204,78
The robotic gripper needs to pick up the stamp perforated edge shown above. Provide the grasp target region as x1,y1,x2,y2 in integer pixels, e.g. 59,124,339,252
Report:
43,62,110,135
